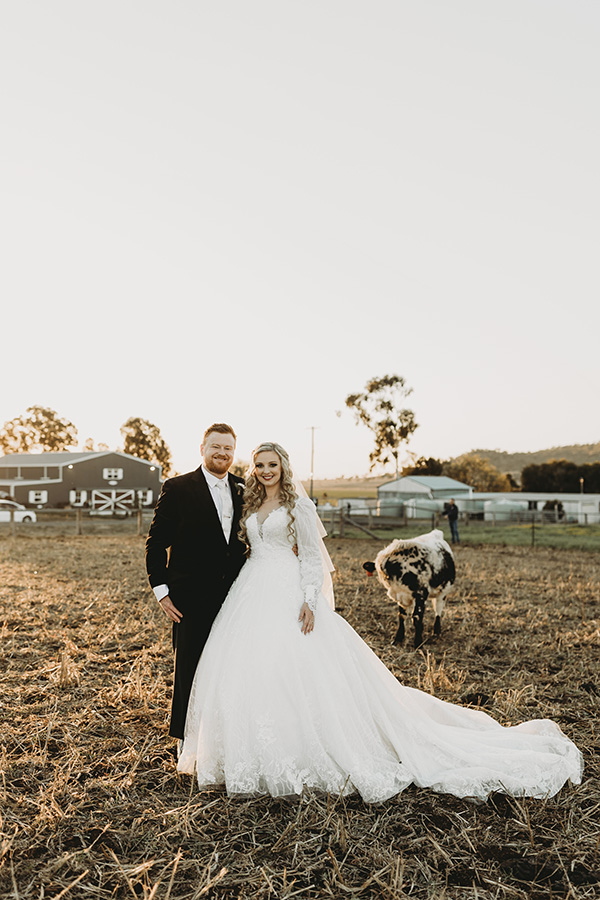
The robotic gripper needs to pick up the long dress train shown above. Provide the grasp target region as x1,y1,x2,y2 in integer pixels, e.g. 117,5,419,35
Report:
177,499,583,803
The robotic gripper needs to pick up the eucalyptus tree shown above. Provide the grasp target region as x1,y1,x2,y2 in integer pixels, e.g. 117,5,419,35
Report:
345,374,417,477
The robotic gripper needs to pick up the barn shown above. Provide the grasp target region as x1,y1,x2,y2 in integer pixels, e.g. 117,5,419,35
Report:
0,451,162,512
377,475,472,515
378,475,473,501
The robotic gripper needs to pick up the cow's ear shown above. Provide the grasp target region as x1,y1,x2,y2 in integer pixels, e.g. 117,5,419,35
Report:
362,561,376,573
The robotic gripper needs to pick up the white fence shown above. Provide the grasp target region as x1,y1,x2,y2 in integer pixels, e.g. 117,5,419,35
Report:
1,507,153,536
317,500,600,536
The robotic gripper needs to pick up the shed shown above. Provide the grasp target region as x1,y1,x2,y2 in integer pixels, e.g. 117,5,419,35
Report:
378,475,472,508
404,498,446,519
483,498,529,522
472,491,600,524
0,451,163,512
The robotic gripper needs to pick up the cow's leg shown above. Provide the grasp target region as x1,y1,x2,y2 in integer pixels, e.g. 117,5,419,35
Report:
431,586,450,636
392,593,413,646
393,609,405,645
431,591,444,635
413,589,427,648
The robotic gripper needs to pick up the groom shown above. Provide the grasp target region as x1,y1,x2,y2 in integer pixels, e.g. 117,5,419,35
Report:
145,423,246,740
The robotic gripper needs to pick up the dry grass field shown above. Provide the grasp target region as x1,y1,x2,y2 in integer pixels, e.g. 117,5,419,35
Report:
1,529,599,900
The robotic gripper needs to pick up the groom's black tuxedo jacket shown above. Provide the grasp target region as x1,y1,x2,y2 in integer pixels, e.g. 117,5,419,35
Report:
145,466,246,738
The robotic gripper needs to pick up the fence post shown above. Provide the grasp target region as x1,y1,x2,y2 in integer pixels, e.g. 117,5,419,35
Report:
339,509,345,537
10,508,16,537
137,509,143,536
76,508,82,535
531,517,535,548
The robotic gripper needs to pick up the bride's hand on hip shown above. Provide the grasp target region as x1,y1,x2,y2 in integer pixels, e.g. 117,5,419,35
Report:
299,602,315,635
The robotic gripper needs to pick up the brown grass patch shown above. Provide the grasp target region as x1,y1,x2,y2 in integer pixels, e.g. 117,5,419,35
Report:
1,533,599,899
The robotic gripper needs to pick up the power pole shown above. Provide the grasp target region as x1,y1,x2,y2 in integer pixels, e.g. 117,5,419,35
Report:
309,426,317,500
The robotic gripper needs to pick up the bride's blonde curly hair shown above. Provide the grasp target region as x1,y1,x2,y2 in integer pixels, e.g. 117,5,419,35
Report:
238,442,298,555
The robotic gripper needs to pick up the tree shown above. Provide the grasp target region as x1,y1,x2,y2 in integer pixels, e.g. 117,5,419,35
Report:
402,456,444,477
521,459,580,492
521,459,600,493
230,460,249,478
120,417,172,477
345,374,418,475
444,453,513,492
0,406,78,454
83,438,110,452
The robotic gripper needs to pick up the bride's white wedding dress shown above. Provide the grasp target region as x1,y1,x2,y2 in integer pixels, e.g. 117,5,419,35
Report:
177,499,583,802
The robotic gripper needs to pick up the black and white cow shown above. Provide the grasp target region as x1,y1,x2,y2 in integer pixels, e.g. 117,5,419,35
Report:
363,529,455,648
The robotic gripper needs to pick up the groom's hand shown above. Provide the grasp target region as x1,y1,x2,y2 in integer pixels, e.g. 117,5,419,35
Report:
159,595,183,623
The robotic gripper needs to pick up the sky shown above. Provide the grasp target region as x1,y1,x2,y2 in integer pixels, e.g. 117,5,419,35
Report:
2,1,599,479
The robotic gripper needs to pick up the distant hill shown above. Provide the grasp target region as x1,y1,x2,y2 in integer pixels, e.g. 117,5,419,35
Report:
301,475,389,501
470,443,600,475
302,444,600,495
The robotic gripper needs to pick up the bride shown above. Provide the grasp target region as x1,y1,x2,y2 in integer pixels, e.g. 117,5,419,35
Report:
177,442,583,803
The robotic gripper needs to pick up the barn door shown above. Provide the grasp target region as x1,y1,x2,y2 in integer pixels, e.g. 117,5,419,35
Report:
91,489,136,513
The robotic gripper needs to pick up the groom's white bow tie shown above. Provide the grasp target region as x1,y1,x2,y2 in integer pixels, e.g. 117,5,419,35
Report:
215,478,233,542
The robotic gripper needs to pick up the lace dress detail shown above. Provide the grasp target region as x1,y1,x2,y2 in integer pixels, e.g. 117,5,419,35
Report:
178,500,583,802
252,499,323,612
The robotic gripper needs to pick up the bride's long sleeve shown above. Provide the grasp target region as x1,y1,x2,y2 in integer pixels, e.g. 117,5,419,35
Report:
294,498,325,612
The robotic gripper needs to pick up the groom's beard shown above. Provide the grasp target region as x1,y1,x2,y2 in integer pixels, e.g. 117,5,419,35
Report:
205,459,232,476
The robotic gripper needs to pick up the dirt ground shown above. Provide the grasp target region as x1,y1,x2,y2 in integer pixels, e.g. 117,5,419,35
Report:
1,532,599,899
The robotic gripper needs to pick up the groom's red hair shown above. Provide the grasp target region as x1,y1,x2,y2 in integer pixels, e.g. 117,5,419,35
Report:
203,423,237,442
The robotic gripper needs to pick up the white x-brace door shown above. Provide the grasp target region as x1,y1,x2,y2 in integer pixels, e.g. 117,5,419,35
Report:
91,489,136,513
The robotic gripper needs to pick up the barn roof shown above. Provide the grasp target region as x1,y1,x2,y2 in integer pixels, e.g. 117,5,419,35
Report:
379,475,471,490
405,475,471,490
0,451,94,465
0,451,159,467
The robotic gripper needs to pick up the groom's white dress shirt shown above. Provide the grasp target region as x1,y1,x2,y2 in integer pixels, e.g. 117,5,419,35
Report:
153,466,234,602
202,466,234,542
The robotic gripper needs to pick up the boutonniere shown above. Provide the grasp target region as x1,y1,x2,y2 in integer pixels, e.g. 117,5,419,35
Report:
234,481,246,496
